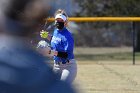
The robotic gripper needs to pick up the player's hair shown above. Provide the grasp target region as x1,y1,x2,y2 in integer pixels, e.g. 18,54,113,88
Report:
54,9,68,22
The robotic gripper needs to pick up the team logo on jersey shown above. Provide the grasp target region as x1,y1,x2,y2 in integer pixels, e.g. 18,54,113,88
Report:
51,36,61,43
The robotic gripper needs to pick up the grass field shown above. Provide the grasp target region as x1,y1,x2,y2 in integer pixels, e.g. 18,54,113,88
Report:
73,47,140,93
74,61,140,93
74,47,140,61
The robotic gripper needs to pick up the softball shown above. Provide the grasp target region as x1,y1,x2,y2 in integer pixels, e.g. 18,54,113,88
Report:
40,31,48,38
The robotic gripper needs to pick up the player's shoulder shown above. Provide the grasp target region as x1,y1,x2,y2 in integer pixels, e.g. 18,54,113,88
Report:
64,28,72,35
53,28,59,34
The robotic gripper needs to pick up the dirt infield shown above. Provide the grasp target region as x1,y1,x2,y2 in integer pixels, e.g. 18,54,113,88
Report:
74,61,140,93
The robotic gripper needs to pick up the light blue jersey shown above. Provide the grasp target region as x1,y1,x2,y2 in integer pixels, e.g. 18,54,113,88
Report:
51,27,74,64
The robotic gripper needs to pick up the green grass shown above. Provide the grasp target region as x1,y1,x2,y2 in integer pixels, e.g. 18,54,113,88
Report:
135,52,140,57
74,47,140,61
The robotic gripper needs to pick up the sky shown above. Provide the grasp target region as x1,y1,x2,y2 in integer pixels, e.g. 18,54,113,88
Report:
50,0,79,16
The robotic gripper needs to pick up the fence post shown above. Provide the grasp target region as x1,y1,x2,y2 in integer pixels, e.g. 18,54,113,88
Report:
132,22,135,65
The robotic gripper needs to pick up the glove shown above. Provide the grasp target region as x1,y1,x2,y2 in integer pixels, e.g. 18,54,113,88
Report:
37,40,50,48
36,40,51,56
36,40,58,57
40,30,49,38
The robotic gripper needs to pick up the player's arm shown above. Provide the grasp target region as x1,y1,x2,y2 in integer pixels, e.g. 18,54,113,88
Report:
49,50,68,58
49,36,71,58
37,43,68,58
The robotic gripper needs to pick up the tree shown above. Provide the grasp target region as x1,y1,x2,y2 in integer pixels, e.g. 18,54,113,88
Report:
74,0,140,49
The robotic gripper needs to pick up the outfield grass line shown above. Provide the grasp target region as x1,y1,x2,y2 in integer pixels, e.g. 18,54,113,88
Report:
74,47,140,62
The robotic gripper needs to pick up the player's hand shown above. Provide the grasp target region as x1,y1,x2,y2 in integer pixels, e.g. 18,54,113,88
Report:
37,40,50,48
50,50,58,56
40,30,49,38
36,40,51,56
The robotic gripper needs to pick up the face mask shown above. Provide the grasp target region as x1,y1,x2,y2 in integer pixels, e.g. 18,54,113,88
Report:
55,22,64,29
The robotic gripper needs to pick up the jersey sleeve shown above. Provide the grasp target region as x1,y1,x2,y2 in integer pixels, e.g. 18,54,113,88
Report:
63,33,74,55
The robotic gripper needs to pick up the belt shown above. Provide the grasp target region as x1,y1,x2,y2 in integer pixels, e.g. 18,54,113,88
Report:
54,60,70,65
54,59,75,65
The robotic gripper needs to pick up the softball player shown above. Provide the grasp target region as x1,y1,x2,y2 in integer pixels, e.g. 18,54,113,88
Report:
39,9,77,84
